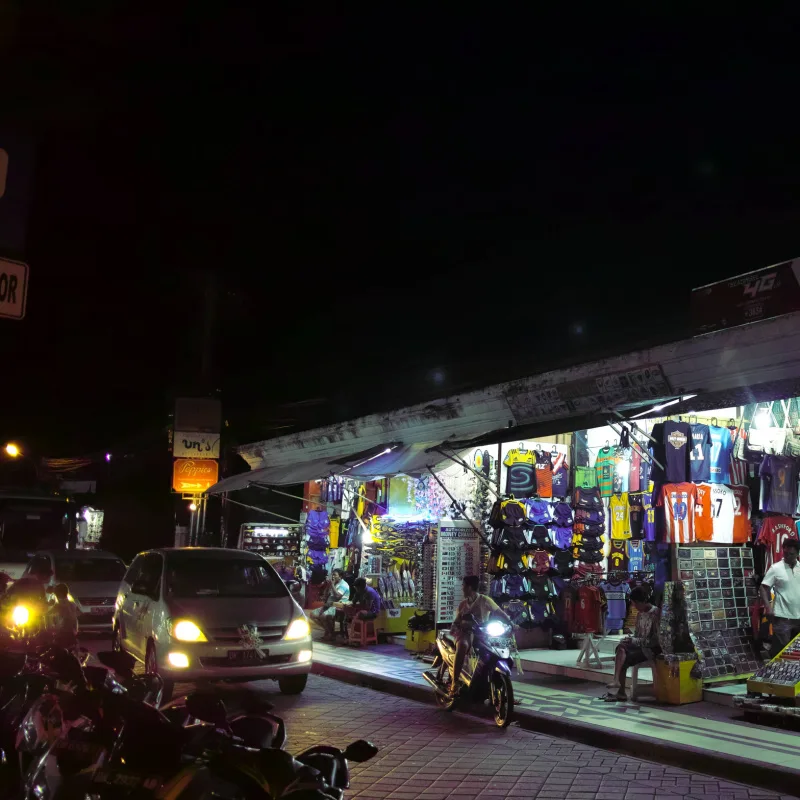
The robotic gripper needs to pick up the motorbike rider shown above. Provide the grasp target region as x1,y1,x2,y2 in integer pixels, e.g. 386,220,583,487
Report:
448,575,514,698
48,582,80,650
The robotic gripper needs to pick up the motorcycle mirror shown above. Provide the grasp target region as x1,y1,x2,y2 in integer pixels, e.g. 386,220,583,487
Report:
97,650,137,676
186,693,228,727
343,739,379,763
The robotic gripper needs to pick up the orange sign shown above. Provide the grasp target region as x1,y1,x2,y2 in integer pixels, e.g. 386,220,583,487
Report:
172,458,219,493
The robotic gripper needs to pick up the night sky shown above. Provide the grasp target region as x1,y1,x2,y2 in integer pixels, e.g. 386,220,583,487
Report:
1,8,797,460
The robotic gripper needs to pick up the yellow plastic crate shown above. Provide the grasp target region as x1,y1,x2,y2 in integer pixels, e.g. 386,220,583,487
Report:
405,628,437,653
654,659,703,705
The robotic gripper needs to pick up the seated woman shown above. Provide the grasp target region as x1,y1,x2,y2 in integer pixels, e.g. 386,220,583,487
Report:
603,586,661,702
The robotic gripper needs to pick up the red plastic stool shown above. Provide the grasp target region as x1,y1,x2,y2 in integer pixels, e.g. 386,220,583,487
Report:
349,617,378,647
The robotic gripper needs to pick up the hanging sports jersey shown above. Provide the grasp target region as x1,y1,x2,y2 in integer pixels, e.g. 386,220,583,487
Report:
730,484,752,544
642,492,657,542
629,448,641,493
689,424,712,483
693,483,714,541
575,585,603,634
574,465,596,489
649,422,666,485
661,482,697,544
575,508,604,525
663,421,692,483
551,453,569,496
760,455,798,515
609,493,630,539
757,515,797,569
627,540,645,571
628,493,644,539
608,539,628,571
552,526,573,550
503,448,536,497
599,580,630,622
613,449,631,494
525,498,552,525
534,450,554,498
709,425,734,484
708,483,737,543
551,501,573,526
574,485,604,511
552,549,574,577
594,447,616,497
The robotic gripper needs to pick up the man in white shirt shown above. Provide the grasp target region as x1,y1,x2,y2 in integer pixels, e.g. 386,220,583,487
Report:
760,538,800,657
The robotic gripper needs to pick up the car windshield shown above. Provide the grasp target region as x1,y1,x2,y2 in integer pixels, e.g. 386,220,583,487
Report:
166,559,286,598
54,558,126,583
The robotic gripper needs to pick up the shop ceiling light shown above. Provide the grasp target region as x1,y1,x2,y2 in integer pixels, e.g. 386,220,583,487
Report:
755,408,772,429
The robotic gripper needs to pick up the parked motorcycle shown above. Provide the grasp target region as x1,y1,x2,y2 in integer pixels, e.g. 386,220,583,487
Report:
423,614,515,727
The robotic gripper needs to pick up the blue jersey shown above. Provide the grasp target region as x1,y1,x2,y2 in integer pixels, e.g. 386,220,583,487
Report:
642,492,656,542
627,540,645,571
709,425,733,484
689,424,712,483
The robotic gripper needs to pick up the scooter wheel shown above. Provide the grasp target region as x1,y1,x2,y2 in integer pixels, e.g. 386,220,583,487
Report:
490,672,514,728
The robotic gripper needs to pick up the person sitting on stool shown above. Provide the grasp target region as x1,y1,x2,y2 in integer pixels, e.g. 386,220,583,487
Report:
604,586,661,702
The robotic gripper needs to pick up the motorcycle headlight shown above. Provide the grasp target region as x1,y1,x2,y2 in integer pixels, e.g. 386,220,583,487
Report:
485,621,508,638
284,618,310,640
11,605,30,627
169,619,208,642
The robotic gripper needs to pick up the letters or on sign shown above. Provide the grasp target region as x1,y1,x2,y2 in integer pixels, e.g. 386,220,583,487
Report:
506,365,672,425
0,256,28,320
692,258,800,334
435,519,481,625
172,458,219,493
173,431,220,459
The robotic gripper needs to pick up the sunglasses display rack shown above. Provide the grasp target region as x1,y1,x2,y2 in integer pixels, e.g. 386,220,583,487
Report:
675,545,762,682
748,632,800,698
238,523,304,557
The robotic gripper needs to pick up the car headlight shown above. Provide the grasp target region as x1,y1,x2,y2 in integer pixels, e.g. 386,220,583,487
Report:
169,619,208,642
284,617,310,640
485,621,508,638
11,605,30,627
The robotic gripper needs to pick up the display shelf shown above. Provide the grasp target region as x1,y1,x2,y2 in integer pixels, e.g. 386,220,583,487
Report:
747,631,800,698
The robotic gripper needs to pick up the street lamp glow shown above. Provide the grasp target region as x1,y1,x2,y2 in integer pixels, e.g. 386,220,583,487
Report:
4,443,20,458
189,502,198,511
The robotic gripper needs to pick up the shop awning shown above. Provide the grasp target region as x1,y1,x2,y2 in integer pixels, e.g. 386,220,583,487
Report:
221,310,800,489
204,441,457,494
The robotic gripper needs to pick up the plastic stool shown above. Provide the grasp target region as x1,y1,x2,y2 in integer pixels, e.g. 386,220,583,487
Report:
630,659,658,701
349,617,378,647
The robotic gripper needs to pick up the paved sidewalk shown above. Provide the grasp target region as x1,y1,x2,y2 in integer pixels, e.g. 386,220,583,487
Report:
311,641,800,796
246,675,787,800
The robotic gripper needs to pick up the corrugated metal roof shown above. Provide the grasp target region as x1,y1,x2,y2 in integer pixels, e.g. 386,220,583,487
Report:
210,312,800,491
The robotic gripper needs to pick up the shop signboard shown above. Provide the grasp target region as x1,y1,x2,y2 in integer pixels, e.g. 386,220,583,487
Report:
0,131,35,256
172,431,221,459
172,458,219,493
691,257,800,335
0,256,28,320
506,365,671,425
435,519,481,625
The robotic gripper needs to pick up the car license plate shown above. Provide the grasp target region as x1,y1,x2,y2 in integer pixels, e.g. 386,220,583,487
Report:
228,649,266,663
90,607,108,614
91,768,162,790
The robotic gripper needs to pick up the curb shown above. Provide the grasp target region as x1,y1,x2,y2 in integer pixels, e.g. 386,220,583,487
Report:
312,660,798,797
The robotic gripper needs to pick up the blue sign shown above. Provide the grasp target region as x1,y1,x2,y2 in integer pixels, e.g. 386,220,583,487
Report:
0,131,35,257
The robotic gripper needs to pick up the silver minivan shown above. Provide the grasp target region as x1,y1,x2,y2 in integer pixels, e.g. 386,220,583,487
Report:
113,547,312,699
23,550,127,632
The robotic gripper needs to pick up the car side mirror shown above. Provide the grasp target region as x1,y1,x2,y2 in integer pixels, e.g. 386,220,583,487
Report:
343,739,379,763
186,693,228,727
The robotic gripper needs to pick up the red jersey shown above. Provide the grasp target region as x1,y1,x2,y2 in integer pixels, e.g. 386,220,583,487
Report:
730,484,752,544
629,448,642,493
694,483,714,541
757,515,796,569
661,483,697,544
575,585,604,634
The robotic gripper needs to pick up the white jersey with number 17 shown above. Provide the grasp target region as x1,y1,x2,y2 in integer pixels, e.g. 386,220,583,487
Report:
708,483,736,544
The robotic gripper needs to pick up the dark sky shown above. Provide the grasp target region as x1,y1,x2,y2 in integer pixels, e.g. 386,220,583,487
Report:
1,8,797,458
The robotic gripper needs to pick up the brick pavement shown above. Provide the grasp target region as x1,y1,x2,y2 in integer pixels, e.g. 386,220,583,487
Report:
247,675,790,800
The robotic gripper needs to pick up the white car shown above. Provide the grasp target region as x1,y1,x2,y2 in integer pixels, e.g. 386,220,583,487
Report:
113,547,312,700
23,550,127,632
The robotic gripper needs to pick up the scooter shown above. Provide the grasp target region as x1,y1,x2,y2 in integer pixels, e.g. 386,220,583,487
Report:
423,614,515,727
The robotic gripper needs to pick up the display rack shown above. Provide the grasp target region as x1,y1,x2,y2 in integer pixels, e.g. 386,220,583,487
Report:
237,522,304,558
748,632,800,698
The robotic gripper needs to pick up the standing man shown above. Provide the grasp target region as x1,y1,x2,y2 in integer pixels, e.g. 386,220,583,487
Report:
760,538,800,657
